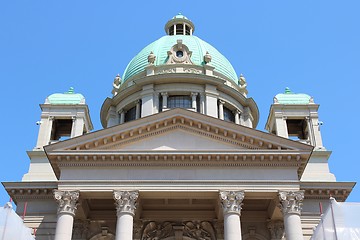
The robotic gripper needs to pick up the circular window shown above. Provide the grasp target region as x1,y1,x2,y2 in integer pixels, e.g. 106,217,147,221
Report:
176,50,184,58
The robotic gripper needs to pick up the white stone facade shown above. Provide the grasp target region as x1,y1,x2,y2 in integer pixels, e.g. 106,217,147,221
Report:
2,15,355,240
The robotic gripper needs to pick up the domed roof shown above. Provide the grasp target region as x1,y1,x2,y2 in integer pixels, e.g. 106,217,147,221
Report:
46,87,85,105
274,87,312,104
123,35,238,83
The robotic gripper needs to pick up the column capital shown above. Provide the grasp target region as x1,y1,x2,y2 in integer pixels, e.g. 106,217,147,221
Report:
267,220,284,240
53,190,79,216
278,190,304,215
191,92,198,97
113,190,139,216
161,92,168,97
219,190,245,215
218,99,225,105
135,99,141,104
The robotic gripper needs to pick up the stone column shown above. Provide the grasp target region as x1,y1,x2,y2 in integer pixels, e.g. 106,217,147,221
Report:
161,92,168,109
278,191,304,240
234,110,240,125
218,100,225,120
119,109,125,124
135,100,141,119
200,93,205,114
53,190,80,240
219,191,245,240
191,92,198,111
113,190,139,240
267,220,285,240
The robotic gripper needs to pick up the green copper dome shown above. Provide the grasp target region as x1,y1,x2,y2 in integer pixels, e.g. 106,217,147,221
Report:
122,35,238,83
46,87,85,105
275,87,312,104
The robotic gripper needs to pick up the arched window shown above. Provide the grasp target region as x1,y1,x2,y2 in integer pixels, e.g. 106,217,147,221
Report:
223,106,235,122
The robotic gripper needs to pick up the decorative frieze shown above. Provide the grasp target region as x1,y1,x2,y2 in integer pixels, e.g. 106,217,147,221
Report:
113,190,139,216
278,191,304,215
219,190,245,215
141,221,216,240
267,220,284,240
53,190,79,216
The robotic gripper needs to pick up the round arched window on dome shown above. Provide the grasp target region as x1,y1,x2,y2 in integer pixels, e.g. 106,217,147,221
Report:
176,50,184,58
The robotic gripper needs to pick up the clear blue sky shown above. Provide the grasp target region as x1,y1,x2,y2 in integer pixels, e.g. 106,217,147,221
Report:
1,1,359,205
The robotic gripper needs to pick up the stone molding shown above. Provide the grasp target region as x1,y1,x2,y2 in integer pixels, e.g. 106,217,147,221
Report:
113,190,139,216
53,190,79,216
219,190,245,215
278,190,304,215
267,220,284,240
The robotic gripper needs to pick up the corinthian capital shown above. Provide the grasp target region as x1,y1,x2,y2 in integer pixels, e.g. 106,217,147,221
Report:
113,190,139,216
219,190,245,215
278,191,304,215
53,190,79,216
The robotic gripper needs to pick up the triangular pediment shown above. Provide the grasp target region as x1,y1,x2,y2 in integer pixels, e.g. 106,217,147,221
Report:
45,109,313,179
45,108,313,153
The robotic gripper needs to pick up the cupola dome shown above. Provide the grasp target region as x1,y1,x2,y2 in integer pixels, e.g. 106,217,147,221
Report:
122,14,238,84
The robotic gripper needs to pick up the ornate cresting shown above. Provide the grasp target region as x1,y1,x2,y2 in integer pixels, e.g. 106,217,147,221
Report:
53,190,80,216
278,191,304,215
219,191,245,215
278,191,305,240
113,190,139,216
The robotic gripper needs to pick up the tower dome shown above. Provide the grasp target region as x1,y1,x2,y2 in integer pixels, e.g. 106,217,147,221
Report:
122,14,238,84
102,15,258,129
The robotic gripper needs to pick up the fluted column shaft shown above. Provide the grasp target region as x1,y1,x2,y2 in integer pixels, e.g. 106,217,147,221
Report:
278,191,304,240
53,190,79,240
113,190,139,240
219,191,245,240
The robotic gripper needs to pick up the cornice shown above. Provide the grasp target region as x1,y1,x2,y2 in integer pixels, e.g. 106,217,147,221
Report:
2,181,58,204
300,181,355,201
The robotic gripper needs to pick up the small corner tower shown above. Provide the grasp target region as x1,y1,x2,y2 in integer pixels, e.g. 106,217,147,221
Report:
266,87,324,149
34,87,93,149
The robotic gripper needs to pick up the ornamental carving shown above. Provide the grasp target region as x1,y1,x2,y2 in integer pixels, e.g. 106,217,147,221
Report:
72,219,90,239
141,221,174,240
183,221,216,240
183,68,202,74
113,190,139,216
278,191,304,215
166,39,193,64
267,220,284,240
53,190,79,216
219,190,245,215
141,221,216,240
156,68,176,75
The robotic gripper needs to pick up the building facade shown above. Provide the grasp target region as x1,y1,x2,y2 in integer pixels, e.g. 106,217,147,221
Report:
2,14,355,240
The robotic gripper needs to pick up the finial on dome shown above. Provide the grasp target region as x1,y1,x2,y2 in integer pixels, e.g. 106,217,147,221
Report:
112,74,122,96
238,74,248,97
204,51,212,64
165,14,195,36
66,87,74,94
148,51,156,65
285,87,293,94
